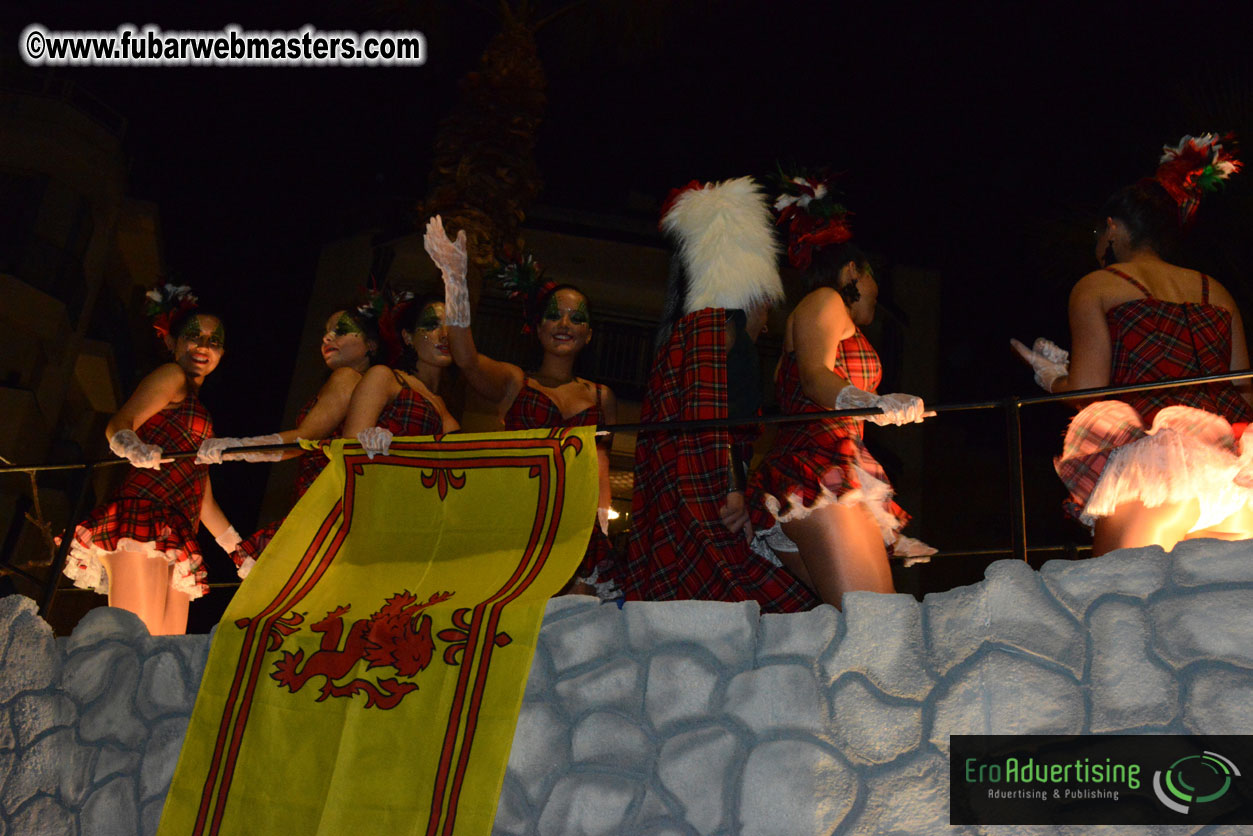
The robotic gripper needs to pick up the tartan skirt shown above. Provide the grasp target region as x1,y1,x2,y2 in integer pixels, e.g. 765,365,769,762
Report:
63,498,209,599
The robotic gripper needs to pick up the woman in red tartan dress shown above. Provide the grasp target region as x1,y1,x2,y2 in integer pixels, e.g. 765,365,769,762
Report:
214,307,378,578
63,300,238,635
1015,139,1253,555
422,215,620,599
747,244,932,608
344,296,460,454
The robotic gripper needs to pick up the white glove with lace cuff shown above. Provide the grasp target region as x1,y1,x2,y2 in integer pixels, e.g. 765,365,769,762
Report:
109,429,164,469
1011,337,1069,392
835,385,927,426
357,426,393,460
423,215,470,327
196,434,285,464
215,525,242,554
235,556,256,579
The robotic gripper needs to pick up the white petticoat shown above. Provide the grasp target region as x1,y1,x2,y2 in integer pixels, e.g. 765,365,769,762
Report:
1080,426,1253,532
63,532,207,600
750,463,937,568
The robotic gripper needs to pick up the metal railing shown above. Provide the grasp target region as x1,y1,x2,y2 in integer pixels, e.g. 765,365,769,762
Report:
3,368,1251,622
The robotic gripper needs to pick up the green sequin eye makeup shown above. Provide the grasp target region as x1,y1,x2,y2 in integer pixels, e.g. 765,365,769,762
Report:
416,304,444,332
332,313,363,338
543,297,591,325
180,316,225,349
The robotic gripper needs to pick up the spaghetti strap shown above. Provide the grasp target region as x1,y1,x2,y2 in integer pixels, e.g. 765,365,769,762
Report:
1104,266,1152,298
1200,273,1210,304
391,368,413,390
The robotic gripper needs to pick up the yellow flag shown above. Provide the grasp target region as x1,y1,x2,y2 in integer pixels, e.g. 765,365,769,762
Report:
158,429,597,836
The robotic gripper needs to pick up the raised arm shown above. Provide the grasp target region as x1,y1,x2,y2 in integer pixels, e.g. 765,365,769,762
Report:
343,365,401,437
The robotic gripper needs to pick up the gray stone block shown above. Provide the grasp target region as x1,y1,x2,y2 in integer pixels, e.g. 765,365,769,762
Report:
923,581,986,676
846,751,975,836
81,776,138,836
929,650,1084,752
1089,600,1177,732
644,651,718,730
77,652,147,748
7,795,76,836
542,595,598,622
1183,667,1253,734
93,744,140,784
0,596,37,646
61,606,148,655
756,606,840,662
137,651,192,719
657,726,741,834
540,601,626,676
0,605,59,703
723,665,827,736
62,644,133,706
2,728,91,812
491,775,532,836
739,739,856,836
571,711,653,770
829,676,922,764
0,708,13,750
505,701,569,802
10,693,76,748
1150,589,1253,668
1040,546,1168,617
522,639,554,702
823,593,932,698
554,656,643,718
138,716,188,803
1171,537,1253,586
140,797,165,836
983,560,1085,676
624,601,757,669
537,772,640,836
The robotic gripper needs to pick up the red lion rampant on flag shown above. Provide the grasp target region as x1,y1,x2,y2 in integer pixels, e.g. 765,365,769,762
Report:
270,590,453,709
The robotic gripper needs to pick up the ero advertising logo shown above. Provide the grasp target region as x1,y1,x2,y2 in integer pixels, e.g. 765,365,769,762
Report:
950,735,1253,825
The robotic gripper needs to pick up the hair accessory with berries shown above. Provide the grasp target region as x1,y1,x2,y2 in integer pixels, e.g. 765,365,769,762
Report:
489,253,556,335
358,279,414,365
772,166,854,270
144,282,199,339
1154,133,1242,224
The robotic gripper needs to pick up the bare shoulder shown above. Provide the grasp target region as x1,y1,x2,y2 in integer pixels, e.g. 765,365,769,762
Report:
794,286,853,340
145,362,191,399
1206,274,1241,309
325,366,364,391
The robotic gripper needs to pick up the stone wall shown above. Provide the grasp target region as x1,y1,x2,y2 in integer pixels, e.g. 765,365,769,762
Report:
3,539,1253,835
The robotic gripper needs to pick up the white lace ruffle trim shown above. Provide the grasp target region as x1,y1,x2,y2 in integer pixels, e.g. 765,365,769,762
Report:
750,464,937,568
1081,426,1253,532
63,531,206,600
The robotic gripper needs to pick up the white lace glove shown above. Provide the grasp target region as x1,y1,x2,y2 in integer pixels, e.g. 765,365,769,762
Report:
597,507,610,537
215,526,242,554
1010,337,1069,392
835,385,927,426
196,434,285,464
423,215,470,327
109,429,164,469
357,426,393,460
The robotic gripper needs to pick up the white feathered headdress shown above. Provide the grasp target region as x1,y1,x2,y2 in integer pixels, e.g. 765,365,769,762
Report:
660,176,784,314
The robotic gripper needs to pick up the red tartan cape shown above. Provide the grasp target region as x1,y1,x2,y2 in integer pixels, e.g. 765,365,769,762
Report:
621,309,817,613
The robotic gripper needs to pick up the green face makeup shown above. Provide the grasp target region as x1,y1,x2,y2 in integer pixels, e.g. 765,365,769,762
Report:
331,313,364,339
543,296,590,326
415,304,444,332
180,316,225,350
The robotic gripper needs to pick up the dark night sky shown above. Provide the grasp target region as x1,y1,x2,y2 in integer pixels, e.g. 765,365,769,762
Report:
6,1,1253,607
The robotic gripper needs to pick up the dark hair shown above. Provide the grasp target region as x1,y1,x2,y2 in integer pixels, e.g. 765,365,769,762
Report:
804,242,873,306
329,304,381,362
531,283,592,332
1099,179,1181,258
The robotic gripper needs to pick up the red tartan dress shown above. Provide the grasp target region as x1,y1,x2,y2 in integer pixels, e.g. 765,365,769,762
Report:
233,395,341,574
375,374,446,437
504,380,621,600
63,394,213,599
621,309,818,613
748,329,911,559
1055,268,1253,530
